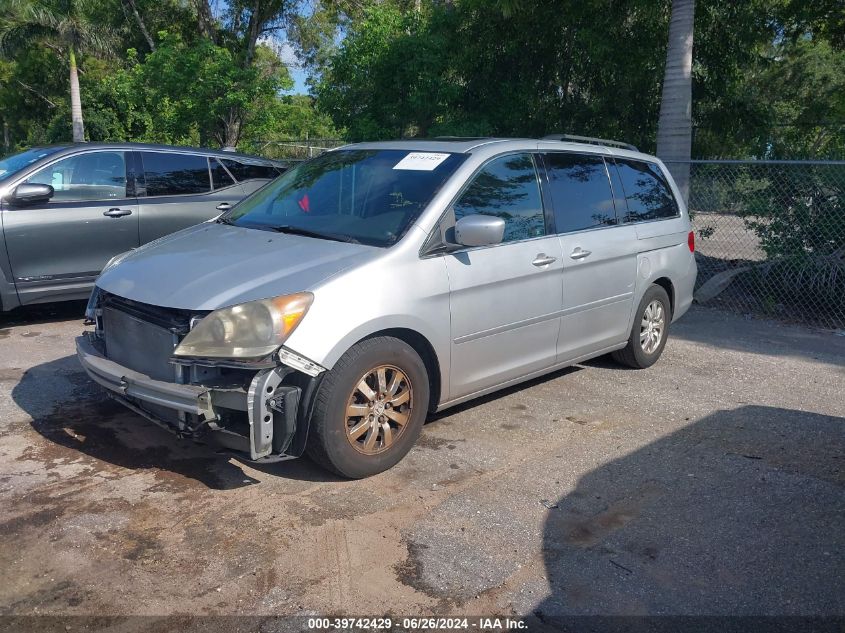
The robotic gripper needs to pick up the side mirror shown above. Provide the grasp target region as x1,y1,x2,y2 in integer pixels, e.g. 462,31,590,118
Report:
11,183,54,204
454,214,505,247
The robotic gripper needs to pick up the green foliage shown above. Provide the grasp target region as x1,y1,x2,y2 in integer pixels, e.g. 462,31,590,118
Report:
0,0,337,152
91,34,287,146
1,0,842,158
739,167,845,260
317,1,671,144
311,0,844,157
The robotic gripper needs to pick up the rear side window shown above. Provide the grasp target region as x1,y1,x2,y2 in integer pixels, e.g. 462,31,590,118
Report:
453,153,545,243
614,159,679,222
220,159,279,181
543,153,617,232
141,152,210,196
211,158,236,189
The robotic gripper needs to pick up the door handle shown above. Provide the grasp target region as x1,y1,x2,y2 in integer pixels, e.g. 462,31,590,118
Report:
570,248,592,260
216,202,232,211
532,253,558,267
104,208,132,218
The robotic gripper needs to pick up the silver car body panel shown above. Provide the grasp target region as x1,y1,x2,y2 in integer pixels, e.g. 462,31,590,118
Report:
79,138,697,424
95,222,383,310
0,143,284,311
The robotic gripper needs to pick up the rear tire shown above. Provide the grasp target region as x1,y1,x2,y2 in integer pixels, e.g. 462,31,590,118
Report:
612,285,672,369
306,336,429,478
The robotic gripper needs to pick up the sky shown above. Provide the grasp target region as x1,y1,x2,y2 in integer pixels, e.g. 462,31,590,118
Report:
266,37,309,95
280,41,309,94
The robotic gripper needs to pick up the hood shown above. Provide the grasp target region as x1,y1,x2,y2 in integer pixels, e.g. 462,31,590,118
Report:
96,222,381,310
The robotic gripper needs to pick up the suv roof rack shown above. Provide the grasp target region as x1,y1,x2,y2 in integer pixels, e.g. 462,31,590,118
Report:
542,133,638,152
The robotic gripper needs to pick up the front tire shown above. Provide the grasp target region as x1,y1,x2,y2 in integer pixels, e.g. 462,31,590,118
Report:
612,285,672,369
306,336,429,478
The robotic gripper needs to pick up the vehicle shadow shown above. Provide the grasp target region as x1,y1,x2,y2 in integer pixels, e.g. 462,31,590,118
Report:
0,300,87,327
671,305,845,367
528,405,844,628
11,355,339,489
427,365,583,422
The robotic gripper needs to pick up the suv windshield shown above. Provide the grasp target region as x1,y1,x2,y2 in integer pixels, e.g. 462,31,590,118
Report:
223,149,466,247
0,147,64,183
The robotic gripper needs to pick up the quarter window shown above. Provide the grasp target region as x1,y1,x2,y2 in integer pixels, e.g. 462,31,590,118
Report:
614,159,679,222
543,153,617,232
25,151,126,201
211,158,236,189
453,153,545,243
141,152,210,196
220,159,280,181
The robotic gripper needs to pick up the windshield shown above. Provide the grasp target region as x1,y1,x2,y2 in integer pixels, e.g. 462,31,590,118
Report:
0,147,64,183
224,149,466,247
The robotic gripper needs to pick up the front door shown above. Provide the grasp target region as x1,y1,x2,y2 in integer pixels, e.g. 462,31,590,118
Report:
3,150,139,304
445,153,563,400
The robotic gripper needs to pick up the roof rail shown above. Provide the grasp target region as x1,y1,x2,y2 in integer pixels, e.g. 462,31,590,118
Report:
542,133,638,152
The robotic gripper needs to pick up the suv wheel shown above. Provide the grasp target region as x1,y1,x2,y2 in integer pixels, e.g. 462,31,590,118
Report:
612,284,672,369
306,336,429,478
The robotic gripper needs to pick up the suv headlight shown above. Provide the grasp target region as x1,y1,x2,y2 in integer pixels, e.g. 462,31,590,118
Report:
173,292,313,360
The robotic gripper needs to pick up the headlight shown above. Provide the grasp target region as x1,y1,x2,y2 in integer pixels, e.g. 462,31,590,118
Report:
173,292,313,360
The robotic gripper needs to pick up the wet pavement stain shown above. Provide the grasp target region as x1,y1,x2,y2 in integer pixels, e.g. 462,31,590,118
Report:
23,399,245,490
0,507,65,534
414,434,464,451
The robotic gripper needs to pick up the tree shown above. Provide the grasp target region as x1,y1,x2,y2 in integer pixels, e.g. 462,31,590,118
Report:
0,0,117,142
190,0,297,146
656,0,695,202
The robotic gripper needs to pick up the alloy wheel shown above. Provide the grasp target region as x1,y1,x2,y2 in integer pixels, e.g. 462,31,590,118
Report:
344,365,413,455
640,299,666,354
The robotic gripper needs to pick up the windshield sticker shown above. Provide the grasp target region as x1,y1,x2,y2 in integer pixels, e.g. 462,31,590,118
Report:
298,193,311,213
393,152,451,171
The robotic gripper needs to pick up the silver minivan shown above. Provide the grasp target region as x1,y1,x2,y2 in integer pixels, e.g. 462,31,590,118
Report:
76,137,697,478
0,143,284,312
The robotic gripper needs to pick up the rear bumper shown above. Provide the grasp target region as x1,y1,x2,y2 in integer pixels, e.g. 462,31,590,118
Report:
673,253,698,322
76,334,213,417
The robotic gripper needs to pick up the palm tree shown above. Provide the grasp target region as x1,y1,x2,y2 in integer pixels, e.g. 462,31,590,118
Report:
0,0,117,143
656,0,695,203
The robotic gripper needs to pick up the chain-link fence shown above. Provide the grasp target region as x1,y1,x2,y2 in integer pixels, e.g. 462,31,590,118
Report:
667,160,845,331
254,139,346,161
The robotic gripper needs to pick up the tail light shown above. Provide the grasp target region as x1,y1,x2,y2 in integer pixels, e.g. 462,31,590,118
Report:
688,230,695,252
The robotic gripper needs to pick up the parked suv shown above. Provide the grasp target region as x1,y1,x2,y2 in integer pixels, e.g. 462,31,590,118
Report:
76,137,697,478
0,143,285,312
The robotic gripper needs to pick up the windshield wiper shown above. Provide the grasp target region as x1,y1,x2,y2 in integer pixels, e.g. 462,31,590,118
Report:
216,216,236,226
269,225,360,244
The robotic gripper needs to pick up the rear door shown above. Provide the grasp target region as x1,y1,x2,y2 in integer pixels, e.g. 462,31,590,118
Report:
136,151,246,243
540,152,638,362
2,150,139,304
445,152,564,399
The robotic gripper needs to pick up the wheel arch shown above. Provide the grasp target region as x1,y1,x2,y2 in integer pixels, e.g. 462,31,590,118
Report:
359,327,442,414
652,276,675,317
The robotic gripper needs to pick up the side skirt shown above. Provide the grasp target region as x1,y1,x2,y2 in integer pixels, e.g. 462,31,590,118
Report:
435,341,627,412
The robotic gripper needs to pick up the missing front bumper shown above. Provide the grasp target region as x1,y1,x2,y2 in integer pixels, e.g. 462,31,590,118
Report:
75,334,306,461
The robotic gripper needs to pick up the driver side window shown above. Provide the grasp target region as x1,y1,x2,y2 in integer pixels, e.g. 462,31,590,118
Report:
26,152,127,202
453,153,545,243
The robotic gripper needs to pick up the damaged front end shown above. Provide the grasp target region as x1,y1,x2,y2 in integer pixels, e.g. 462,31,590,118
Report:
76,289,325,462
